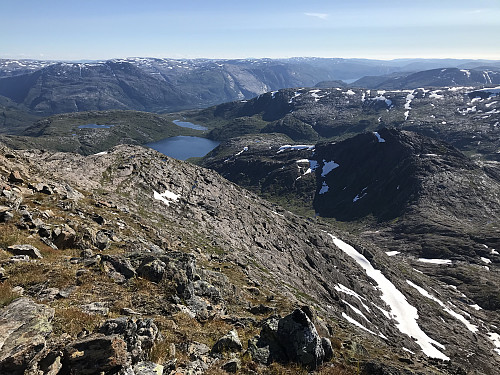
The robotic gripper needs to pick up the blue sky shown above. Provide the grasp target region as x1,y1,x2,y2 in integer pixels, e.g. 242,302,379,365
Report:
2,0,499,60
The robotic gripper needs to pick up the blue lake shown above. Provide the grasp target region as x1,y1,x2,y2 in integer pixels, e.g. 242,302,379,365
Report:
78,124,114,129
146,136,220,160
173,120,207,131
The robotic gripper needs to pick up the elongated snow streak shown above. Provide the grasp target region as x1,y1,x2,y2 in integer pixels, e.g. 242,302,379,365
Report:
342,313,377,336
406,280,478,333
153,190,180,206
373,132,386,143
488,332,500,355
329,234,450,360
417,258,452,265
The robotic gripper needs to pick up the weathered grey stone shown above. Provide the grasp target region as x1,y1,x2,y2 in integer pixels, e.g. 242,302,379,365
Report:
7,244,43,259
102,254,136,279
81,302,109,315
132,361,164,375
98,317,160,363
0,267,6,281
212,330,243,354
0,298,54,374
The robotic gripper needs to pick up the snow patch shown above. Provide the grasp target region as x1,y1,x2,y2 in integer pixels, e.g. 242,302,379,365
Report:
386,251,401,256
277,145,314,153
321,160,339,177
487,332,500,356
153,190,180,206
480,257,492,264
345,89,355,96
329,234,449,360
373,132,386,143
417,258,452,265
93,151,108,156
319,181,329,195
235,146,248,156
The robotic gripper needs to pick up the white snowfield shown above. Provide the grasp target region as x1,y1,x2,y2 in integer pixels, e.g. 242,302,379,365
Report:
153,190,180,206
328,233,450,360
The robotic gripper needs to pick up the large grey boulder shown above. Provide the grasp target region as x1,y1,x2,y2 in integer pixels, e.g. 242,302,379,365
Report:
248,309,328,370
277,309,325,370
0,298,54,374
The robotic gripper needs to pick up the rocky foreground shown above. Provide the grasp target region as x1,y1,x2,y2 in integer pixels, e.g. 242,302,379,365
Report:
0,143,499,374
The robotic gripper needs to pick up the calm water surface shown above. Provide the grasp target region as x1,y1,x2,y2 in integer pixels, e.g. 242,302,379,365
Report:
146,136,219,160
173,120,207,131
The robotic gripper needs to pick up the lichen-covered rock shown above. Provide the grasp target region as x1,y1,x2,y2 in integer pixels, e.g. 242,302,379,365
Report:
211,330,243,354
0,298,54,374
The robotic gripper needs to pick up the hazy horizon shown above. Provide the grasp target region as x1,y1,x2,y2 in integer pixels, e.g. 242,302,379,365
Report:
2,0,499,61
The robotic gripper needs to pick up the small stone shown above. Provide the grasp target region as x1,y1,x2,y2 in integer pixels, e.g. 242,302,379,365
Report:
121,307,141,316
81,302,109,315
0,267,6,280
9,255,30,263
9,170,23,184
221,358,241,373
7,244,43,259
0,211,13,223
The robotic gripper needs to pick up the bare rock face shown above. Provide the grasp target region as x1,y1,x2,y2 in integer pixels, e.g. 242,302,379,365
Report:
0,298,54,374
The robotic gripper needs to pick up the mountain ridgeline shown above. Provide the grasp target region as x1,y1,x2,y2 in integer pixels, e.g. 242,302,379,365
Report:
0,58,499,117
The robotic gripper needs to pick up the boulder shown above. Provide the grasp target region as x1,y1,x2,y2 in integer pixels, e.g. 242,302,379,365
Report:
98,317,160,363
277,309,325,370
0,298,54,374
62,335,129,374
211,330,243,354
7,244,43,259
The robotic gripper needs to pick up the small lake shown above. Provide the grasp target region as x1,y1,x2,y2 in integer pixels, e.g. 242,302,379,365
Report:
146,136,220,160
173,120,207,131
78,124,114,129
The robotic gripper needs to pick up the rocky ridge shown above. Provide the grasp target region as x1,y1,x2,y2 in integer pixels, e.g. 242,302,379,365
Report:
0,142,499,373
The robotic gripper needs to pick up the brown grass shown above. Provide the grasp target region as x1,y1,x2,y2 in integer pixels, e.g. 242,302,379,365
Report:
52,307,104,337
0,281,21,307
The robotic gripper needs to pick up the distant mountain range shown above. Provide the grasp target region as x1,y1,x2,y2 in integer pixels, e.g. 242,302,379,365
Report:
1,57,499,117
